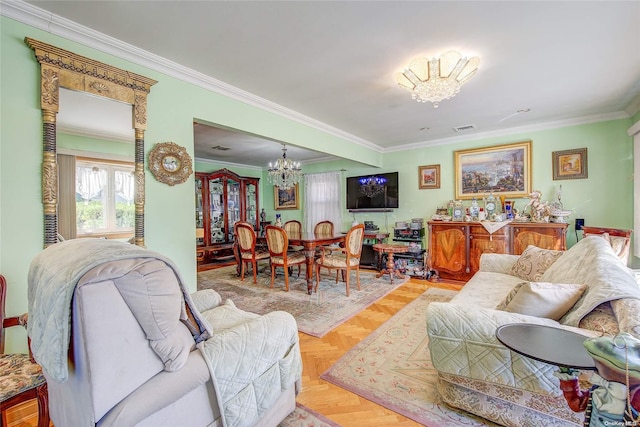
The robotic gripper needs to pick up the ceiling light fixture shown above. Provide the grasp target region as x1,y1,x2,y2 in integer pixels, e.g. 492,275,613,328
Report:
395,50,480,108
267,144,302,190
359,176,387,198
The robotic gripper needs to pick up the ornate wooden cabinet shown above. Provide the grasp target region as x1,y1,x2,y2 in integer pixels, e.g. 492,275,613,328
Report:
428,221,567,281
196,168,259,271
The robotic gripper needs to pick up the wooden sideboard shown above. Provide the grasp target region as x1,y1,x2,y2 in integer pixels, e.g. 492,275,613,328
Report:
428,221,568,281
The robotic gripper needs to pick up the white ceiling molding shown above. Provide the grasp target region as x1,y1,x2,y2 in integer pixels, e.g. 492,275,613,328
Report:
1,0,382,153
193,157,264,171
626,92,640,117
386,111,631,152
2,0,635,157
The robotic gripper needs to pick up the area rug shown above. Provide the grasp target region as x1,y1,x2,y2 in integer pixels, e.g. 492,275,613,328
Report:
198,265,408,337
279,403,340,427
321,288,497,426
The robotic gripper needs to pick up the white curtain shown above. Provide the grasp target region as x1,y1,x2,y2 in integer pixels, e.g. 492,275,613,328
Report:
303,171,343,234
57,154,77,240
115,169,135,204
76,165,106,201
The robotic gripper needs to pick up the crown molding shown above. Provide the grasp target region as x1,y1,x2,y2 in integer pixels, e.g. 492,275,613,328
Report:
2,0,382,153
194,157,264,172
626,92,640,117
3,0,635,157
57,148,131,163
57,125,134,144
386,111,631,152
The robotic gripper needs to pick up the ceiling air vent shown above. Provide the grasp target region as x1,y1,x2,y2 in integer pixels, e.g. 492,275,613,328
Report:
453,124,477,133
211,145,231,151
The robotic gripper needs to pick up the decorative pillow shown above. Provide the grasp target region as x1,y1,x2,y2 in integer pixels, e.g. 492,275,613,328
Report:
150,322,196,371
578,302,620,336
496,281,587,320
510,245,564,281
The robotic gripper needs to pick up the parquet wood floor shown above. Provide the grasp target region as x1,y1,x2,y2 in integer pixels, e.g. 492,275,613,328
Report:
6,277,462,427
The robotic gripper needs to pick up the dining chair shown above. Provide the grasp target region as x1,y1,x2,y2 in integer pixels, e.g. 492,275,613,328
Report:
313,220,337,276
313,220,334,238
0,275,50,427
315,224,365,296
283,220,304,252
265,226,306,292
235,222,270,284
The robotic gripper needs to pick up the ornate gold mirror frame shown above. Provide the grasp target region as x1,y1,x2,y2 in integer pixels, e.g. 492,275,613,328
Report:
25,38,157,247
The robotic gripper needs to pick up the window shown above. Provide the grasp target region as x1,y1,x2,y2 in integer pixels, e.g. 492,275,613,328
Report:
303,171,343,233
75,158,135,236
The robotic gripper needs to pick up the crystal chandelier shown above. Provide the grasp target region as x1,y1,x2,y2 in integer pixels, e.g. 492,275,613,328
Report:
359,176,387,198
395,50,480,108
267,144,302,190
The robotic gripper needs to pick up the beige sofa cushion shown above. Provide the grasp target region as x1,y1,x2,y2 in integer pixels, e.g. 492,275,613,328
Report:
497,281,587,320
510,245,563,281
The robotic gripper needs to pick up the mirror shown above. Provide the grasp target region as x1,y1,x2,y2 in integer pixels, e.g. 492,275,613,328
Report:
25,37,157,247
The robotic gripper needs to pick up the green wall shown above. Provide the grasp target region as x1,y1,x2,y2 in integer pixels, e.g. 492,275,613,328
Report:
300,120,634,249
1,15,636,353
0,16,378,353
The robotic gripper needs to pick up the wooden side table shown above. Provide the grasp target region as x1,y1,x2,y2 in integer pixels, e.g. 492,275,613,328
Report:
373,243,409,284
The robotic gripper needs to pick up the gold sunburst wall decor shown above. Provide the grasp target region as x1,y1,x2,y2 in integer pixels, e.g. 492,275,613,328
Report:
148,142,193,186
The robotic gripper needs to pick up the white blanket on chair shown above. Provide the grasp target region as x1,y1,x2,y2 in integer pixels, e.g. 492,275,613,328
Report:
27,239,211,383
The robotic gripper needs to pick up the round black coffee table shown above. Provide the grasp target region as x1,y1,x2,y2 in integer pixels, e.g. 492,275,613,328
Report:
496,324,596,370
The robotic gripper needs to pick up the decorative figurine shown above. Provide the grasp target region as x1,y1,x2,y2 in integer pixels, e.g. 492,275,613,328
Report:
275,214,282,227
526,190,551,222
555,333,640,427
260,208,267,222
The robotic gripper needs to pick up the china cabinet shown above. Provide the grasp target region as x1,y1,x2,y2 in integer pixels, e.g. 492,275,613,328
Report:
428,221,567,281
196,169,259,270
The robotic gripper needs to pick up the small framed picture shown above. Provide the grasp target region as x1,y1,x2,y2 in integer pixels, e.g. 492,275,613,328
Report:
274,184,299,210
552,148,588,180
418,164,441,189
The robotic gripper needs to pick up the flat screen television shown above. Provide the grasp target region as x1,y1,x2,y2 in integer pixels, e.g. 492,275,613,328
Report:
346,172,399,210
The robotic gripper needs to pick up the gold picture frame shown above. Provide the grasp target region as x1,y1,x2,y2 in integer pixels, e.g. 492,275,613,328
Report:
552,148,588,180
454,140,532,199
148,142,193,186
418,164,441,189
274,184,299,210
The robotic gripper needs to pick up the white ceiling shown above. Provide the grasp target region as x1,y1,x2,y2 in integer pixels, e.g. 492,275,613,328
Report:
11,1,640,167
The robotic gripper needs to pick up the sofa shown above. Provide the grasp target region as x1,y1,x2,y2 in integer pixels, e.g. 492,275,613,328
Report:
27,239,302,427
426,235,640,427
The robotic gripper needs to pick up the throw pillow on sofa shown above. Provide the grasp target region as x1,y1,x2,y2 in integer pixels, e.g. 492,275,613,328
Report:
496,281,587,320
510,245,564,281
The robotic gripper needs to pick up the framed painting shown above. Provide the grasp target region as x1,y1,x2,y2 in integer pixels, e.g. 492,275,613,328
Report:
454,140,531,199
274,184,299,210
553,148,588,180
418,164,440,189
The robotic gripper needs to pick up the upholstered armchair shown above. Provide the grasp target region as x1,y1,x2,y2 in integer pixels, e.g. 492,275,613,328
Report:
27,239,302,427
0,275,49,427
315,224,365,296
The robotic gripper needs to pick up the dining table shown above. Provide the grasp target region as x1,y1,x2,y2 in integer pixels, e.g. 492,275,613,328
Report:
238,231,346,294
